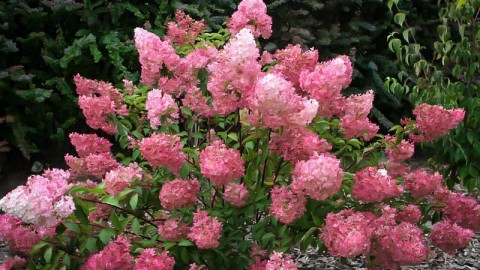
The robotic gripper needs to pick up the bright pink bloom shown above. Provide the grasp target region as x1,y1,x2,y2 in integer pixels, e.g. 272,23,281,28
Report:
138,133,186,173
69,133,112,158
65,154,88,179
291,153,343,201
395,204,422,224
249,73,318,129
429,221,474,255
207,28,261,114
81,235,134,270
409,104,465,142
352,167,403,203
404,170,442,199
188,209,223,249
0,170,73,227
166,10,206,45
227,0,272,39
370,222,430,269
0,214,55,253
270,44,318,88
84,152,119,178
182,85,215,118
158,218,189,241
265,252,298,270
340,91,379,141
383,160,411,178
442,192,480,231
299,55,352,118
200,140,245,186
269,128,331,163
269,186,306,224
134,248,175,270
384,135,414,161
0,255,27,270
321,209,375,257
159,179,200,211
223,182,249,207
134,28,181,87
146,89,178,129
78,96,118,134
104,163,142,196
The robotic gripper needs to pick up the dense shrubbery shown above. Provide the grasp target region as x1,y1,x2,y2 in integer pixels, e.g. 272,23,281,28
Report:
385,0,480,190
0,1,478,269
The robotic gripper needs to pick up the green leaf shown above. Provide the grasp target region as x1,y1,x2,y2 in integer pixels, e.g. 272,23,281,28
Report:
178,240,195,247
99,229,113,245
456,0,467,9
179,162,190,179
44,246,53,263
101,195,121,208
31,242,49,254
64,221,81,234
130,193,139,210
394,13,405,27
85,237,97,253
132,218,141,235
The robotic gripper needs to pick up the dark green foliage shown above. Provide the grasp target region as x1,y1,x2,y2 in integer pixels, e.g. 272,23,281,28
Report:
385,0,480,190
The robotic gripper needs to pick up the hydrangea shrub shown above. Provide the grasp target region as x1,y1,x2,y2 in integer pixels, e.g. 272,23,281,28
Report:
0,1,477,269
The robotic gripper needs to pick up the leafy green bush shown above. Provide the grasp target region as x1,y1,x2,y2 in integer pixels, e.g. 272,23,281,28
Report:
385,0,480,190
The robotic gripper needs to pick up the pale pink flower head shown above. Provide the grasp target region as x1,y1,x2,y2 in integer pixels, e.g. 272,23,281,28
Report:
103,163,143,196
134,248,175,270
429,220,474,255
188,209,223,249
342,90,375,118
321,209,375,257
134,28,180,86
81,235,134,270
270,44,318,88
84,152,120,178
159,178,200,211
146,89,179,129
442,192,480,231
404,170,442,199
182,85,215,118
352,167,403,203
299,55,352,118
0,170,73,227
270,128,332,164
265,252,298,270
409,104,465,142
223,182,249,207
138,133,186,173
249,73,318,129
395,204,422,224
69,133,112,158
269,186,306,224
370,222,430,269
227,0,272,39
158,217,189,241
200,140,245,186
166,10,206,45
291,152,343,201
384,135,414,162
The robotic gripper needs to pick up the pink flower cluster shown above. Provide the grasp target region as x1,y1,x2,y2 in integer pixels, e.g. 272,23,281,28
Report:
404,170,442,198
270,128,331,163
166,10,206,45
384,135,414,161
104,163,143,196
188,209,223,249
0,255,27,270
269,186,306,224
352,167,403,203
146,89,178,129
0,169,74,227
83,152,120,178
158,217,189,241
291,153,343,201
395,204,422,224
429,221,474,255
223,182,249,207
299,55,352,118
249,73,318,129
409,104,465,142
81,235,134,270
0,214,55,253
74,75,128,134
442,192,480,231
265,252,298,270
321,210,374,257
138,133,185,173
159,178,200,211
340,91,379,141
271,44,318,88
69,132,112,158
227,0,272,39
135,248,175,270
200,140,245,186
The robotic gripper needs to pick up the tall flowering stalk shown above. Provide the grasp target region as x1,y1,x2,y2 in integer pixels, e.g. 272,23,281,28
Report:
0,1,474,269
